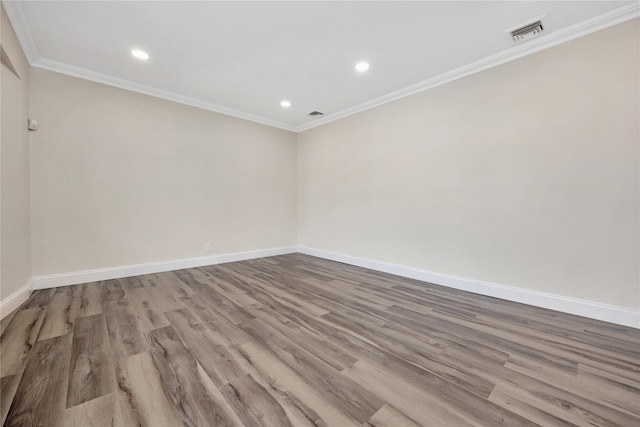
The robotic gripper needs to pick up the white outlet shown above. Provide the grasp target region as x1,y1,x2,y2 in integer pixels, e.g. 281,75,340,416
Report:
204,243,211,252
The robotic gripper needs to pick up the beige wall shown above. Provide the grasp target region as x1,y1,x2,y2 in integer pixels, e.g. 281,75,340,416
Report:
298,20,639,309
30,68,297,276
4,15,639,317
1,5,32,299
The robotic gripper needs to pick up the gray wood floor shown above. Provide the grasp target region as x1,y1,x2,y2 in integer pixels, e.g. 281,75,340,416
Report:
1,253,639,426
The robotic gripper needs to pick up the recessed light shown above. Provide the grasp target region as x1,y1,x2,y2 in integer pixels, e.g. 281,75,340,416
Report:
280,100,292,108
131,49,149,60
355,61,370,72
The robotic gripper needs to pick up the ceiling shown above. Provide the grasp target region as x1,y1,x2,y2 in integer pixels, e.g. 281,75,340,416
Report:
4,1,637,131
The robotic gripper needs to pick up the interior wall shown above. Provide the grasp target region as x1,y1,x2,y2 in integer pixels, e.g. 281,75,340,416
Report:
30,68,297,276
1,5,32,299
298,20,639,310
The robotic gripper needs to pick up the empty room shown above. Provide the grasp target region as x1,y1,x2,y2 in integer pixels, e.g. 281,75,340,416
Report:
1,1,638,426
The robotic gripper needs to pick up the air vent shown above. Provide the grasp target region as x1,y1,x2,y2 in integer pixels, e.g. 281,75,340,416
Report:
308,111,324,116
511,20,544,42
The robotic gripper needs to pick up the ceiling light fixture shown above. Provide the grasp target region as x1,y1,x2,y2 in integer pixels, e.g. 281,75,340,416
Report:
355,61,370,72
131,49,149,60
280,100,291,108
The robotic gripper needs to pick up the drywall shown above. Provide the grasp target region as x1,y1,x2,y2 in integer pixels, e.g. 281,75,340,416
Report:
1,4,32,308
30,68,297,276
298,19,639,310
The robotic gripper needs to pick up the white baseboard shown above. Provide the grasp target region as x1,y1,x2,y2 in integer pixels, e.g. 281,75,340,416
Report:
22,244,640,328
31,246,297,290
0,280,32,320
296,246,640,329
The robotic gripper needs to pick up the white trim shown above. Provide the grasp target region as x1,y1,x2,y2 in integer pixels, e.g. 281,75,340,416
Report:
1,1,297,132
31,58,297,132
1,0,40,63
31,246,296,290
15,244,640,327
296,3,640,132
296,246,640,329
4,1,637,133
0,280,32,320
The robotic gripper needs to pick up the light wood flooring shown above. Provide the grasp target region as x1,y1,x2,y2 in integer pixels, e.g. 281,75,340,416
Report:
1,254,639,426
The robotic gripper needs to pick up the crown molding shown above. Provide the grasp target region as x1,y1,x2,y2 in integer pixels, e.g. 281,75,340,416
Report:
2,0,296,132
296,2,640,132
4,0,638,133
32,58,297,131
2,0,40,63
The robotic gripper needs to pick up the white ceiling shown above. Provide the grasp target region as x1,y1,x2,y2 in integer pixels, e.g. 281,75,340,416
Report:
4,1,637,131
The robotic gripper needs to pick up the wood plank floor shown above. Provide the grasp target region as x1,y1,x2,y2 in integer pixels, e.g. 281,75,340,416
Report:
1,254,639,426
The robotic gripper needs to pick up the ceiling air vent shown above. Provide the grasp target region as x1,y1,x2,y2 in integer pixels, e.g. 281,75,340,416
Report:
510,20,544,42
308,111,324,117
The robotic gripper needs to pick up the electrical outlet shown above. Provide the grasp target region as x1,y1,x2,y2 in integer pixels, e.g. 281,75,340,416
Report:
204,243,211,252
